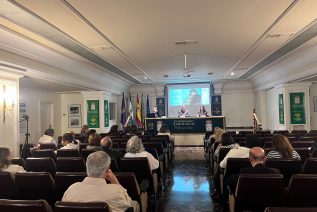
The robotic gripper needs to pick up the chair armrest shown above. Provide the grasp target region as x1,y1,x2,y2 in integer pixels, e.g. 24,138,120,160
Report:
139,179,149,192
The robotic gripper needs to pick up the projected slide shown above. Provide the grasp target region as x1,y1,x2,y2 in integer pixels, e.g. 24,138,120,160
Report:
167,83,211,117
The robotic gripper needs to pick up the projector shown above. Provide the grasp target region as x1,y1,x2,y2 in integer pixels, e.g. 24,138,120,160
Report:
183,73,191,78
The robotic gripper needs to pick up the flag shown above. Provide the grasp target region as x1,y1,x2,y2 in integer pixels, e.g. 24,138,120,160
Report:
136,94,142,128
120,92,126,127
141,94,144,128
146,94,150,114
129,93,134,125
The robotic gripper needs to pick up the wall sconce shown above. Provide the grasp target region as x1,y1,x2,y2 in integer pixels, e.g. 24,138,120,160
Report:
0,83,16,122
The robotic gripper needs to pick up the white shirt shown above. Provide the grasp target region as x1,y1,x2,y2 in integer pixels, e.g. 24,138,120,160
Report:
220,147,250,168
60,143,79,150
1,164,26,179
38,135,57,147
62,177,139,212
124,151,159,171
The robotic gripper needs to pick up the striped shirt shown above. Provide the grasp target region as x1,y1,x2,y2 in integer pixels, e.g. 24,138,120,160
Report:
267,150,301,159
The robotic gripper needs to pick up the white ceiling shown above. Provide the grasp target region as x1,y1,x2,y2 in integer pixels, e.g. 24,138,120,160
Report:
0,0,317,91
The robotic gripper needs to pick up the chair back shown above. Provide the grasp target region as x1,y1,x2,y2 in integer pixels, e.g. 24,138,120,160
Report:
302,157,317,174
291,141,314,148
265,158,302,186
224,158,251,179
15,172,56,206
80,149,96,160
56,157,86,172
294,148,311,164
235,174,285,211
217,148,232,163
25,157,56,177
0,171,16,199
55,172,86,200
287,174,317,207
40,143,57,150
57,149,80,157
115,172,140,201
32,149,57,160
0,199,53,212
54,201,109,212
11,158,25,168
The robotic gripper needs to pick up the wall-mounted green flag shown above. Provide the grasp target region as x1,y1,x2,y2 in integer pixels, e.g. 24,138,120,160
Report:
278,94,284,124
290,92,305,124
87,100,100,128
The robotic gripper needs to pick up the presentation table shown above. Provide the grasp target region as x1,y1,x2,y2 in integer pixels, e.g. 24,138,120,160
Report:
145,116,226,133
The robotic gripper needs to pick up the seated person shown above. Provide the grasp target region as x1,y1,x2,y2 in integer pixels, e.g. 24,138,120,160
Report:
38,128,57,148
197,106,208,117
79,125,89,143
226,147,280,194
86,133,102,150
267,134,301,159
220,134,262,168
107,125,120,137
0,146,26,178
60,133,79,150
214,133,239,158
153,106,161,118
158,124,175,143
100,136,124,159
178,106,189,117
124,136,159,171
62,151,139,212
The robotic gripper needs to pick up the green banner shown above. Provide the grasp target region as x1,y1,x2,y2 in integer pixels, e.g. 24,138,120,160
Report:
278,94,284,124
87,100,100,128
290,92,306,124
104,100,109,128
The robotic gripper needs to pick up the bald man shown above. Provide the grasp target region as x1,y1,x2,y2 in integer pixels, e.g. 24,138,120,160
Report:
100,136,124,159
225,147,280,194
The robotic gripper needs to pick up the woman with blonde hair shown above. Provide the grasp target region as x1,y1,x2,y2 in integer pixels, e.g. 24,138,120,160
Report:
267,134,300,159
0,146,25,178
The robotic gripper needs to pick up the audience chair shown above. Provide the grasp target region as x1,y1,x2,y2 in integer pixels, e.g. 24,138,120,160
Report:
143,142,168,169
291,141,314,148
302,157,317,174
265,207,317,212
265,158,302,186
110,157,119,172
294,148,311,164
40,143,57,150
230,174,285,212
79,143,88,151
54,201,110,212
286,174,317,207
80,149,96,160
56,157,86,172
56,149,80,157
300,137,317,142
273,130,289,135
224,158,252,180
120,157,158,203
15,172,56,206
0,171,16,199
32,149,57,160
217,148,232,164
115,172,148,212
0,199,53,212
11,157,25,168
25,157,56,177
55,172,87,200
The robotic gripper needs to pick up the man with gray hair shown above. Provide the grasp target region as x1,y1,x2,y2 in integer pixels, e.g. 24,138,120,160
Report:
62,151,139,212
38,128,57,147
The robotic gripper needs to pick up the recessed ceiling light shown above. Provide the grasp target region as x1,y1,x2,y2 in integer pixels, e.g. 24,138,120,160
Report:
144,76,148,80
230,72,235,76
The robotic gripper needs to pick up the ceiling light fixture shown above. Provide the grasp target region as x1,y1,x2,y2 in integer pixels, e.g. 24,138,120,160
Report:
230,72,235,76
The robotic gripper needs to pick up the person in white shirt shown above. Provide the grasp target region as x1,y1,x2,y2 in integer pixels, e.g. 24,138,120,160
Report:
38,128,57,148
60,133,79,150
0,146,26,179
124,136,159,171
220,134,262,168
62,151,139,212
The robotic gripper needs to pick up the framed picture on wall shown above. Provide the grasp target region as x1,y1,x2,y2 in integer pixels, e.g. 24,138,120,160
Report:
69,116,82,128
68,104,81,116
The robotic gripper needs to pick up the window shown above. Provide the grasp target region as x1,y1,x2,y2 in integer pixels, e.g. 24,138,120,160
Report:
109,103,116,120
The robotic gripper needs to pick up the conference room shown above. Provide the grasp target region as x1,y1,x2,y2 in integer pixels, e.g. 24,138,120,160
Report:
1,0,317,211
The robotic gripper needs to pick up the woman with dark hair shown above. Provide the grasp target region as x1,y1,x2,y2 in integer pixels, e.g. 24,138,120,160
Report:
267,135,300,159
108,125,120,137
214,133,239,157
0,146,25,178
197,106,208,117
87,133,102,150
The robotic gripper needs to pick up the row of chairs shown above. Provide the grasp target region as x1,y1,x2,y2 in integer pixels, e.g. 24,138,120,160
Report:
230,174,317,211
0,171,147,211
0,199,112,212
